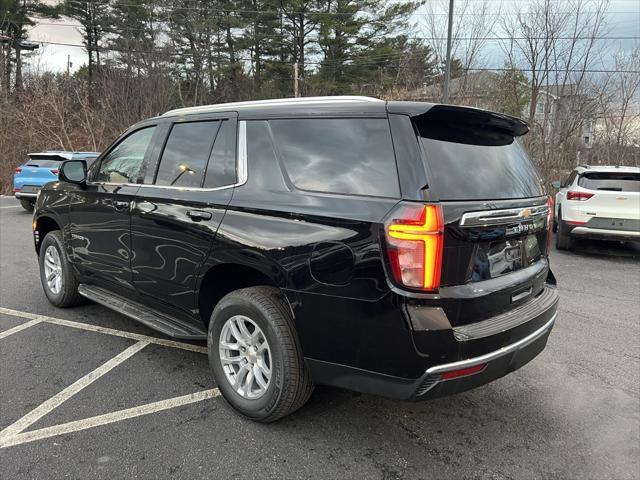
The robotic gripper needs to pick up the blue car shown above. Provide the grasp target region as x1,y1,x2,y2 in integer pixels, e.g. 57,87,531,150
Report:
13,151,99,211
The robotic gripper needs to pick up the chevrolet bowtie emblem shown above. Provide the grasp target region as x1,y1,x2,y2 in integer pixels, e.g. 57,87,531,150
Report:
520,209,532,218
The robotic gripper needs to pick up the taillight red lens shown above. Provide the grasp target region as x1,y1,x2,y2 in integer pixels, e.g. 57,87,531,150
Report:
14,167,22,173
385,204,444,291
567,191,594,201
50,169,60,175
441,363,486,380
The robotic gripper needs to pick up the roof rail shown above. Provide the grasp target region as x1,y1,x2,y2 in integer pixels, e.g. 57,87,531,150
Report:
162,96,384,117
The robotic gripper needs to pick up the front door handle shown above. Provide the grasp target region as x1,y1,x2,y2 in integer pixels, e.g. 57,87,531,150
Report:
186,210,212,221
113,200,130,211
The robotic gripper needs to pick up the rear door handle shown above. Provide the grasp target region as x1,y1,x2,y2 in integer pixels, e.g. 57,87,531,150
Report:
186,210,212,221
113,200,130,211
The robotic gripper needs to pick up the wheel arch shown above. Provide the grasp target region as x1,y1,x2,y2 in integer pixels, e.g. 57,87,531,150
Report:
197,262,292,327
34,214,62,254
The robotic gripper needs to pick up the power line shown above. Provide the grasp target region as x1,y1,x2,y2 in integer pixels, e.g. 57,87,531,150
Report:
13,20,640,41
30,39,640,74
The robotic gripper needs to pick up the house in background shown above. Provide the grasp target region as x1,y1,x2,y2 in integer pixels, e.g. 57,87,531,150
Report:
409,70,596,152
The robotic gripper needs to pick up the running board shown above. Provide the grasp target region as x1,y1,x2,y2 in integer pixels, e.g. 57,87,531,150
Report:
77,284,207,341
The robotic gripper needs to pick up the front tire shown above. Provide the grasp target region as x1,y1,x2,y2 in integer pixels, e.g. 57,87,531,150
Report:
19,199,34,212
38,231,83,307
208,286,314,422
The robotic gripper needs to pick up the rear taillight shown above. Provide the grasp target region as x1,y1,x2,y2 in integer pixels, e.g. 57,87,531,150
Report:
567,191,593,201
385,204,444,292
547,195,554,252
50,169,60,175
13,187,21,192
14,167,22,173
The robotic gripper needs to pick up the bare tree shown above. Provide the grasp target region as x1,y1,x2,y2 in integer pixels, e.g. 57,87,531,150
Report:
420,0,499,99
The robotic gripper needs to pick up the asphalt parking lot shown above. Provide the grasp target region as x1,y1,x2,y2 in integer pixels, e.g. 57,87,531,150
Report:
1,195,638,480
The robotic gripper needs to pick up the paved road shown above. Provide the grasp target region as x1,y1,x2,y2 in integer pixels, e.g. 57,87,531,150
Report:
1,195,638,479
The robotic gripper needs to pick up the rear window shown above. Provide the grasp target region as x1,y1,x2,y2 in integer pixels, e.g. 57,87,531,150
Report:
269,118,400,198
578,172,640,192
26,155,67,168
415,120,545,201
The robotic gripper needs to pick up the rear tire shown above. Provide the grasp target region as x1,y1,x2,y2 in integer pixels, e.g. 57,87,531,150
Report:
208,286,314,422
19,199,34,212
38,231,84,307
555,212,574,250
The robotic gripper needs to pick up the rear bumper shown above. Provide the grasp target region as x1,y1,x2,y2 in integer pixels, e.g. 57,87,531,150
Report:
306,291,558,400
14,192,38,200
570,226,640,242
413,314,555,399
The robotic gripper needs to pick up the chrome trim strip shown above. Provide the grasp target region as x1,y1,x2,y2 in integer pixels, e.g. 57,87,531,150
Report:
460,205,549,227
237,120,248,185
90,122,248,193
571,227,640,237
425,313,556,376
14,192,38,199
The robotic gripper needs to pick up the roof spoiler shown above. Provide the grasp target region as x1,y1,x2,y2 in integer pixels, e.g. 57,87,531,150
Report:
413,104,529,138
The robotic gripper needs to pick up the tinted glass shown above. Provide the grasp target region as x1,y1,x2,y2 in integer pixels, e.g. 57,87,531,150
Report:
578,172,640,192
269,118,400,197
564,170,577,187
203,120,236,188
155,121,219,188
26,155,67,168
418,138,545,200
97,127,156,183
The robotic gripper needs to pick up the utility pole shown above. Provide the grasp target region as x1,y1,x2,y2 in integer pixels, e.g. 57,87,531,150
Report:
293,62,299,97
442,0,454,104
66,54,71,77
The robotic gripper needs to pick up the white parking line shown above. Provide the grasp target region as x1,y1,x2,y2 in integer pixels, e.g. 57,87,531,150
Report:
0,318,44,339
0,389,220,448
0,341,149,440
0,205,21,209
0,307,208,354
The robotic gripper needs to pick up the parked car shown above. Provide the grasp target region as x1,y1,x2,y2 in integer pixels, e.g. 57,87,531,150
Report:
33,96,558,422
13,151,100,211
552,165,640,250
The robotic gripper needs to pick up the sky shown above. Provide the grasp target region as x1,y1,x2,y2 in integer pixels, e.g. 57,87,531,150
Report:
23,0,640,74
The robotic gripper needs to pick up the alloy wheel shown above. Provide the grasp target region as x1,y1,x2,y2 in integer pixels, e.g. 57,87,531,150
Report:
219,315,272,399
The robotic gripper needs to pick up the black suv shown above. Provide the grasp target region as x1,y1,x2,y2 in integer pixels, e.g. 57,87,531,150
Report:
33,96,558,422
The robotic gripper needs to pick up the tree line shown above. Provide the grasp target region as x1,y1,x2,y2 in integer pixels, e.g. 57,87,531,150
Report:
1,0,448,102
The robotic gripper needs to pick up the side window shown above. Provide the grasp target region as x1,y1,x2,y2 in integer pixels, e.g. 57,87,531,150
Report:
96,127,156,184
155,121,220,188
203,120,237,188
269,118,400,197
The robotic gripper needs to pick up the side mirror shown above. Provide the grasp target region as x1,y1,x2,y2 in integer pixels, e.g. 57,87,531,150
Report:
551,180,561,189
59,160,87,187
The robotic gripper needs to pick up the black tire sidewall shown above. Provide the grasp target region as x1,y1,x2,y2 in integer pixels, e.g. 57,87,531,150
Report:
20,199,34,212
39,231,71,305
208,294,289,420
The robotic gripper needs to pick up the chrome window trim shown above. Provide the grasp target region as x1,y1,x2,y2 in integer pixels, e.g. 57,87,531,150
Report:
459,204,549,227
90,120,248,192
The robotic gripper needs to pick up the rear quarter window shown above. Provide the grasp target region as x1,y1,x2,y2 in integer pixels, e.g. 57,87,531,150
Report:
269,118,400,198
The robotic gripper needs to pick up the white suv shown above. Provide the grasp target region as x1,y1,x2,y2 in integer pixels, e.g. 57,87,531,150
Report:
553,166,640,250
